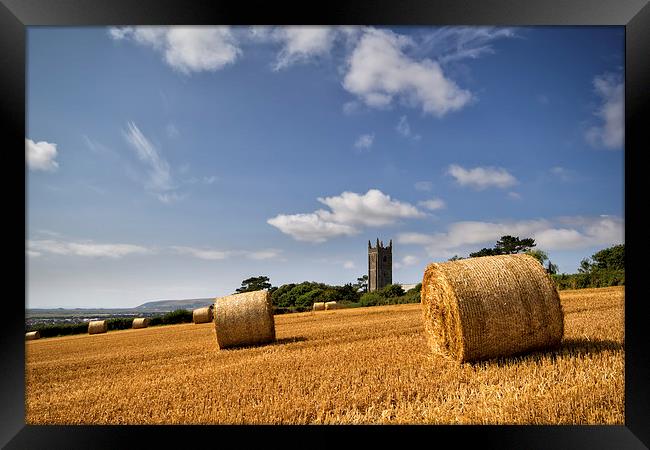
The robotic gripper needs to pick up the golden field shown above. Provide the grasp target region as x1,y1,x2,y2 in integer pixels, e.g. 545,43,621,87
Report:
25,286,624,425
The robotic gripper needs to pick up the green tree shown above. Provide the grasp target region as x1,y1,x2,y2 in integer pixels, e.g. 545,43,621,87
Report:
470,235,536,258
235,276,272,293
448,255,465,261
378,284,405,298
495,235,536,254
591,244,624,270
354,275,368,293
526,249,549,265
578,258,593,274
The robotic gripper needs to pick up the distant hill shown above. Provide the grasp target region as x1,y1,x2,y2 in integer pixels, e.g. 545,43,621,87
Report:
135,298,214,311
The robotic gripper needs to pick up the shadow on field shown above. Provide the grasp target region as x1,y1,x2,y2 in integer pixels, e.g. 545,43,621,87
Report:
468,338,623,367
272,336,308,346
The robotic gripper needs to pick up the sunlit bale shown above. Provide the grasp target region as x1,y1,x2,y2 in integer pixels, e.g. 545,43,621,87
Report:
132,318,149,329
421,254,564,363
324,301,340,310
88,320,107,335
214,290,275,349
25,331,40,340
312,302,325,311
193,306,214,324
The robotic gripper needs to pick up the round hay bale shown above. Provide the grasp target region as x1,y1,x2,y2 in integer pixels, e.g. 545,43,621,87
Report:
25,331,40,340
132,317,149,329
421,254,564,363
193,306,214,324
214,290,275,349
312,302,325,311
324,301,339,310
88,320,107,335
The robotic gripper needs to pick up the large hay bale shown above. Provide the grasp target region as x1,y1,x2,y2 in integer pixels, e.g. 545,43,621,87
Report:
312,302,325,311
132,317,149,329
88,320,107,335
25,331,40,340
214,290,275,349
421,254,564,363
324,301,339,310
193,306,214,324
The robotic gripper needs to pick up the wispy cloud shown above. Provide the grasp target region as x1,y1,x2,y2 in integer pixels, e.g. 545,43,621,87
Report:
108,26,241,74
26,139,59,172
418,198,445,210
585,72,624,150
28,239,152,258
268,189,425,243
417,27,516,65
171,246,283,261
447,164,517,190
123,121,181,203
396,116,421,140
354,133,375,150
414,181,433,192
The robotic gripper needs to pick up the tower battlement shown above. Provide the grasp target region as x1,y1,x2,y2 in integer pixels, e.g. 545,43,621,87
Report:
368,238,392,292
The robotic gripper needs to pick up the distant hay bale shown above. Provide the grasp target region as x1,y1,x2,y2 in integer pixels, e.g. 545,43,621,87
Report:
324,301,339,310
88,320,107,335
421,254,564,363
193,306,214,324
214,290,275,349
312,302,325,311
25,331,40,340
132,318,149,329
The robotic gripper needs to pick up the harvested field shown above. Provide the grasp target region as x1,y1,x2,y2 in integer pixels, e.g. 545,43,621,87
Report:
25,286,624,424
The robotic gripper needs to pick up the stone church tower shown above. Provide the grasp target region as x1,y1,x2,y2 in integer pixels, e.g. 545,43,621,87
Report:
368,238,392,292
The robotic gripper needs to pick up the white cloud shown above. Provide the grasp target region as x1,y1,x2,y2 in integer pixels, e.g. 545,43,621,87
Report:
354,133,374,150
342,28,473,116
550,166,576,182
268,189,425,243
342,101,362,115
267,212,359,243
245,249,283,260
414,181,433,192
108,26,241,74
26,139,59,172
270,26,337,71
123,122,180,202
396,115,421,140
585,72,624,150
203,175,218,185
418,198,445,211
343,260,356,269
447,164,517,190
507,191,522,200
397,216,624,258
28,239,151,258
171,246,231,260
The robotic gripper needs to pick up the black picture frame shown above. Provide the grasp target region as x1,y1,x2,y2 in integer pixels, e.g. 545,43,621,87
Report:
3,0,648,447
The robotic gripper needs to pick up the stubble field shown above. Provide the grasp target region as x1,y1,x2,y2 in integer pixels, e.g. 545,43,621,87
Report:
25,286,624,424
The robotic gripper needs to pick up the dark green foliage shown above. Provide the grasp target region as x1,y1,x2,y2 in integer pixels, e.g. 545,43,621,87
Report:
448,255,464,261
354,275,368,293
591,244,624,271
105,318,134,331
552,244,625,290
469,247,501,258
470,235,536,258
27,322,88,338
495,235,536,254
359,283,419,307
235,276,272,293
161,309,193,325
270,281,361,308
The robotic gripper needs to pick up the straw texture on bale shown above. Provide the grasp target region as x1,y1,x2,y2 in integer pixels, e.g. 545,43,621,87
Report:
88,320,107,335
421,254,564,363
312,302,325,311
324,301,339,310
214,290,275,349
193,306,214,324
25,331,40,340
132,318,149,329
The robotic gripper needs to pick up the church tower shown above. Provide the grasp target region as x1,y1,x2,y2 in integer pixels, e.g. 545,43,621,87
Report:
368,238,392,292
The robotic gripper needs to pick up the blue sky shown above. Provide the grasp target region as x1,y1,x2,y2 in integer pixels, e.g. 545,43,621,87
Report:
26,26,624,308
